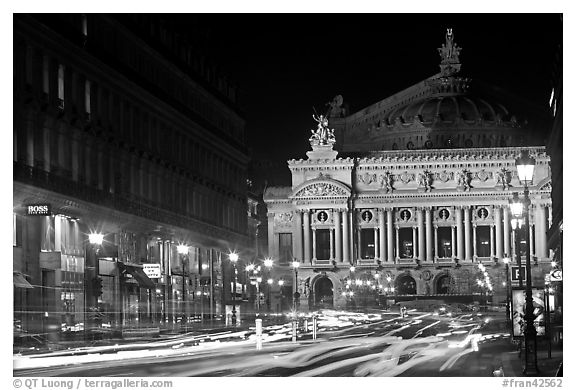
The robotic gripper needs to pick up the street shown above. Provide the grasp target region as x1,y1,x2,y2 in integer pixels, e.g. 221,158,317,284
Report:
14,308,517,377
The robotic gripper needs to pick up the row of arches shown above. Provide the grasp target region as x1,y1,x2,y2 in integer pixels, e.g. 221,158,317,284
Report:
309,273,455,309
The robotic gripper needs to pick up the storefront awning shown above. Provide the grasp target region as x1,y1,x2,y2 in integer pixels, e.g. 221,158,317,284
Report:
13,272,33,289
118,263,155,289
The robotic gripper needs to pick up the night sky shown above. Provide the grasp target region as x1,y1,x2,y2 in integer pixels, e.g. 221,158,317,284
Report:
166,14,561,181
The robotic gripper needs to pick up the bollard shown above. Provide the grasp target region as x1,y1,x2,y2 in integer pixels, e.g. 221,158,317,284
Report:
312,315,317,340
304,318,309,333
292,320,298,342
255,318,262,350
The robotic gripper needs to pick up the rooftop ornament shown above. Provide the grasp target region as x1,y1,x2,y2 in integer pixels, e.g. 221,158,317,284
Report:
438,28,462,77
309,114,336,147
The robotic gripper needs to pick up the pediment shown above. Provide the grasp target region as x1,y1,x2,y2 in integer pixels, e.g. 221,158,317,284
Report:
291,177,351,199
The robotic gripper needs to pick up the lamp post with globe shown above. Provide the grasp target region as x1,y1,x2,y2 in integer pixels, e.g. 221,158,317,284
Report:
511,150,539,376
229,253,239,326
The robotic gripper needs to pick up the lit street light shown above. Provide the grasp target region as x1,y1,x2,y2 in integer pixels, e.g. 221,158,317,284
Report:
177,244,189,328
229,253,239,326
292,260,300,310
264,258,274,312
86,232,104,340
503,255,512,326
513,149,539,376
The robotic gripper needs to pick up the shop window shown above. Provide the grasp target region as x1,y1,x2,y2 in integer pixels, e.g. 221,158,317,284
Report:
278,233,292,265
361,228,375,259
316,229,331,260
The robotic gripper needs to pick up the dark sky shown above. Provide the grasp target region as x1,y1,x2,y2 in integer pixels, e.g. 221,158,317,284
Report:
182,14,562,168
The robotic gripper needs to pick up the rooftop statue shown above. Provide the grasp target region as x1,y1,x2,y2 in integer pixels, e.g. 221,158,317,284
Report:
309,114,336,146
438,28,462,77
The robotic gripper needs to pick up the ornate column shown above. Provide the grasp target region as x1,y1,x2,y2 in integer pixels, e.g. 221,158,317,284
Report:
456,207,464,260
536,204,548,260
490,225,495,258
374,228,379,260
330,228,334,260
387,208,394,262
342,210,349,263
495,207,503,259
451,226,456,259
335,210,342,262
412,227,418,259
472,224,477,260
267,212,276,261
312,227,317,262
426,208,433,261
504,208,511,257
464,207,472,261
303,210,311,263
378,209,386,261
357,226,362,260
295,211,303,261
395,226,400,261
434,226,439,260
529,220,535,261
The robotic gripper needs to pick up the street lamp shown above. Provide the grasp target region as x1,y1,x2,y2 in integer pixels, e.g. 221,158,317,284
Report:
503,255,512,326
256,276,262,314
292,260,300,310
514,149,539,376
85,232,103,340
264,258,274,312
510,192,524,289
229,252,239,325
177,244,189,327
278,279,285,314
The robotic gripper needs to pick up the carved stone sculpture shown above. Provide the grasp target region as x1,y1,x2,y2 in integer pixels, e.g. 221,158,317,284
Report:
379,171,394,192
456,169,471,191
309,114,336,146
496,167,511,190
418,170,433,192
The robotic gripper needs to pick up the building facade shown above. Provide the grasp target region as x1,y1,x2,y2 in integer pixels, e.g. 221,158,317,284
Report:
264,30,554,312
14,14,250,341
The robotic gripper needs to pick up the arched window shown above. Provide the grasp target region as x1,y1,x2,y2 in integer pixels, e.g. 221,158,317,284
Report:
396,275,417,295
436,274,453,294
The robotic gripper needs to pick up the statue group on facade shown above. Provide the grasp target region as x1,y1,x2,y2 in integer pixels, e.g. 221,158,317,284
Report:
496,167,511,190
309,114,336,146
380,171,394,192
418,170,433,192
456,169,471,191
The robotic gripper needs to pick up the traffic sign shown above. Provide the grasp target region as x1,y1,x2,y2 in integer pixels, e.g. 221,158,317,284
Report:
550,269,562,282
511,266,526,282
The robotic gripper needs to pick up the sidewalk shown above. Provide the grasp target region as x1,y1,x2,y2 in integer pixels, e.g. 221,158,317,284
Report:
500,344,562,377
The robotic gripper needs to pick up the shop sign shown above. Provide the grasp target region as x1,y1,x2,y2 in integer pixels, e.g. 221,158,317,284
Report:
26,204,51,216
143,264,161,278
550,269,562,282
